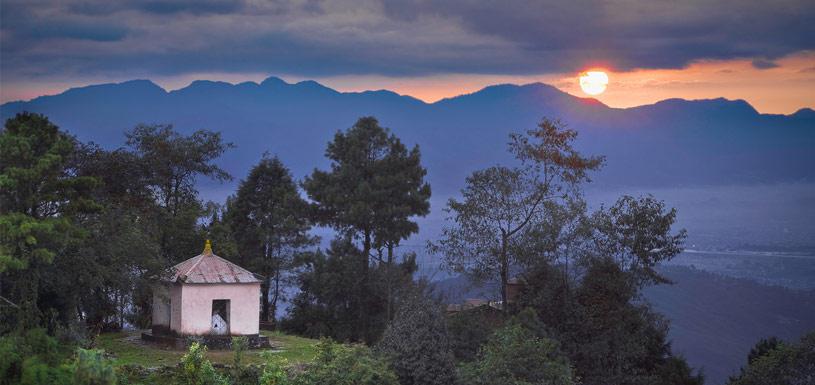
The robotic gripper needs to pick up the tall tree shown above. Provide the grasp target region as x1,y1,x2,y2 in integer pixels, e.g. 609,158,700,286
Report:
0,113,98,329
55,144,160,331
123,124,233,325
284,239,370,341
303,116,430,340
515,195,700,385
431,118,603,309
227,155,315,324
124,124,233,263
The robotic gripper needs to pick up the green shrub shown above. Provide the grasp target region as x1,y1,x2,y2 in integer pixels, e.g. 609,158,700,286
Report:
259,353,290,385
19,357,71,385
229,336,249,384
729,332,815,385
0,334,23,384
376,289,456,385
459,322,575,385
72,348,117,385
1,328,71,385
179,342,229,385
231,337,248,367
293,339,398,385
447,305,505,362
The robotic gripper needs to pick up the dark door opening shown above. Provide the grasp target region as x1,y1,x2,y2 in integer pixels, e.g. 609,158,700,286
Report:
211,299,230,335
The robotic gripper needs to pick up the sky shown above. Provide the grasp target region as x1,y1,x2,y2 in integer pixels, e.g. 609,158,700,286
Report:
1,0,813,114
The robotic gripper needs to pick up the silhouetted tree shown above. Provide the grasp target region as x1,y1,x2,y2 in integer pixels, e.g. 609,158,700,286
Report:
432,118,603,310
303,116,430,341
591,195,687,288
125,124,233,263
227,155,315,324
284,237,417,342
516,211,701,385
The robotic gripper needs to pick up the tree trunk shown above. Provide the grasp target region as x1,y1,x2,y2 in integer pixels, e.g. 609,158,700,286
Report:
386,243,394,321
500,234,509,314
261,279,270,322
270,271,280,328
361,229,371,343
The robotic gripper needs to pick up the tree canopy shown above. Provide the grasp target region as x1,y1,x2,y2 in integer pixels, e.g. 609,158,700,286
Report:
376,286,456,385
0,113,98,329
432,118,603,308
227,155,315,323
300,116,430,342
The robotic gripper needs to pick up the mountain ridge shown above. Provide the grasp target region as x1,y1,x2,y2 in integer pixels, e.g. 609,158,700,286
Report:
1,76,813,197
6,77,807,117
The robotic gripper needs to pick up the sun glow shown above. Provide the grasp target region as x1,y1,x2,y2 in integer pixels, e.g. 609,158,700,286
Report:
579,70,609,96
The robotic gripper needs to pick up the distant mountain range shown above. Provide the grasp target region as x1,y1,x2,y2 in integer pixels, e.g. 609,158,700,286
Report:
2,77,813,200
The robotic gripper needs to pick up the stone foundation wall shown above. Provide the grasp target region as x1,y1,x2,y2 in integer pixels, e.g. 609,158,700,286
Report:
141,331,271,350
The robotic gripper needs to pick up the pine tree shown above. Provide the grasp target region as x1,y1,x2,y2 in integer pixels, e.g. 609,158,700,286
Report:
0,113,98,329
303,116,430,342
227,155,315,324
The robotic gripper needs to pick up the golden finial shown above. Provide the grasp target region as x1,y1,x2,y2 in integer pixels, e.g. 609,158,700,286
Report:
203,239,213,255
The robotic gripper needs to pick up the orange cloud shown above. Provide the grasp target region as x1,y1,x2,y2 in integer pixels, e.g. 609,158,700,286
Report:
312,51,815,114
3,53,812,115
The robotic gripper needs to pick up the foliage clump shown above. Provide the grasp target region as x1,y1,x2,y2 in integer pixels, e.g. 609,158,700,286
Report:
227,155,315,325
0,328,71,385
447,305,506,362
298,116,431,343
376,287,456,385
72,348,117,385
728,332,815,385
258,339,398,385
179,342,229,385
458,318,575,385
296,339,399,385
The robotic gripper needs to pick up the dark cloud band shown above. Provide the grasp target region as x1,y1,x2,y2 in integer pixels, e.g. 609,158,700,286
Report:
1,0,813,82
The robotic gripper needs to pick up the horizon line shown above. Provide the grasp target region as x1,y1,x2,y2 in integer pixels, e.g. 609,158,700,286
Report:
2,75,813,116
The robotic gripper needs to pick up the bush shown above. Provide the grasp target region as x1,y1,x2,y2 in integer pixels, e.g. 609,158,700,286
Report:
729,332,815,385
447,305,505,362
294,339,399,385
259,353,290,385
1,328,71,385
231,337,248,367
0,333,23,384
230,336,250,384
458,322,575,385
72,348,117,385
376,288,456,385
19,357,71,385
180,342,229,385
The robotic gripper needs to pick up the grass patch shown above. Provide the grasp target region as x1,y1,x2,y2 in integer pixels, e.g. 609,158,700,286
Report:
96,330,318,368
260,330,319,363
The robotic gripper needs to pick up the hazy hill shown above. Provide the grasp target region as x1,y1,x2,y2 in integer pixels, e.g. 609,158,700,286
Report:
2,77,813,199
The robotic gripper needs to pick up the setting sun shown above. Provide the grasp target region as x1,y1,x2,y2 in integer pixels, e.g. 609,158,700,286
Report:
579,70,609,96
